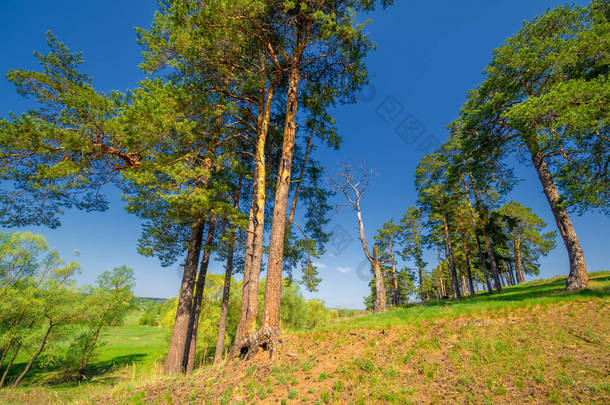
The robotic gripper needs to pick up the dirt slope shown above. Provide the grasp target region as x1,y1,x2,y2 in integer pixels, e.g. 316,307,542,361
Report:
105,299,609,404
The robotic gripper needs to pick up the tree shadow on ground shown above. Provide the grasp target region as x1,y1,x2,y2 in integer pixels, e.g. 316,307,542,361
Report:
5,353,147,388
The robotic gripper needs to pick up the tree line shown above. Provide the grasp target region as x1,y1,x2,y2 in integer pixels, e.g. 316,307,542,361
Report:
336,1,608,310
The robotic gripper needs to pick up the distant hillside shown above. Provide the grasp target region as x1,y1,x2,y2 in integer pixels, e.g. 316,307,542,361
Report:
134,296,168,305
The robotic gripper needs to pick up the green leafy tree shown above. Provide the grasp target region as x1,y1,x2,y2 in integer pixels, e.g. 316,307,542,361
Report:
0,33,145,229
69,266,135,380
0,232,82,388
457,2,609,289
0,232,82,387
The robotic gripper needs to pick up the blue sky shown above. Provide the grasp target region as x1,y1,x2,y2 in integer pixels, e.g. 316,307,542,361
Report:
1,0,607,309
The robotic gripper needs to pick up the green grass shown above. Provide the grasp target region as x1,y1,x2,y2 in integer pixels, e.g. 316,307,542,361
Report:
327,271,610,330
2,272,608,404
0,322,169,404
9,325,167,385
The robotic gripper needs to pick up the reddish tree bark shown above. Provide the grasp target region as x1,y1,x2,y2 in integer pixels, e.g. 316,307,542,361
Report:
530,150,588,290
231,81,277,359
261,18,309,343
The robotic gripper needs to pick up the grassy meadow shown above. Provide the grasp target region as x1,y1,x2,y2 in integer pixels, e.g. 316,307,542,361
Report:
0,306,169,404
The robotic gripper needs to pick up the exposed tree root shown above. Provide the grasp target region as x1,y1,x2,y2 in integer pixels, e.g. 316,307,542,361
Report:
229,327,282,362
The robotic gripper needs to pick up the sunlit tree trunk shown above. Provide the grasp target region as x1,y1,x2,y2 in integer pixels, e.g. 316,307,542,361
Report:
508,262,516,285
461,273,468,297
232,82,276,359
261,19,309,342
437,246,445,298
411,222,425,302
388,238,399,306
287,120,315,226
214,230,235,364
261,73,300,337
529,148,588,290
512,231,523,283
372,246,388,312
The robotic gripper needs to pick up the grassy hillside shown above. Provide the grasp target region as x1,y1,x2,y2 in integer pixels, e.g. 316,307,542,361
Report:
0,315,169,404
105,271,610,405
1,271,608,404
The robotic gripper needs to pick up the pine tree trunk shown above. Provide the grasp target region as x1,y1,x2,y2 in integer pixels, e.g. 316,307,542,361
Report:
164,218,204,374
456,210,475,296
214,170,243,364
509,262,516,286
463,179,493,293
461,273,468,297
530,150,588,290
413,225,425,302
483,233,503,292
261,20,308,345
518,248,525,284
185,221,216,373
261,65,301,341
388,239,399,307
512,233,523,283
287,120,314,226
232,186,257,354
469,175,503,292
231,83,276,360
437,246,445,298
440,210,462,300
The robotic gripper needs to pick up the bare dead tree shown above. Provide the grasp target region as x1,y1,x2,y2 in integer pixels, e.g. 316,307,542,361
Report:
332,162,387,313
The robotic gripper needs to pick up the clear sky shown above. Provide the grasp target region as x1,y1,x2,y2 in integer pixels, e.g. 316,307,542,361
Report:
1,0,607,309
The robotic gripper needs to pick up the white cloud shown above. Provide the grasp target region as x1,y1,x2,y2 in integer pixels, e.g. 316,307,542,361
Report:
312,262,327,269
336,266,351,273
